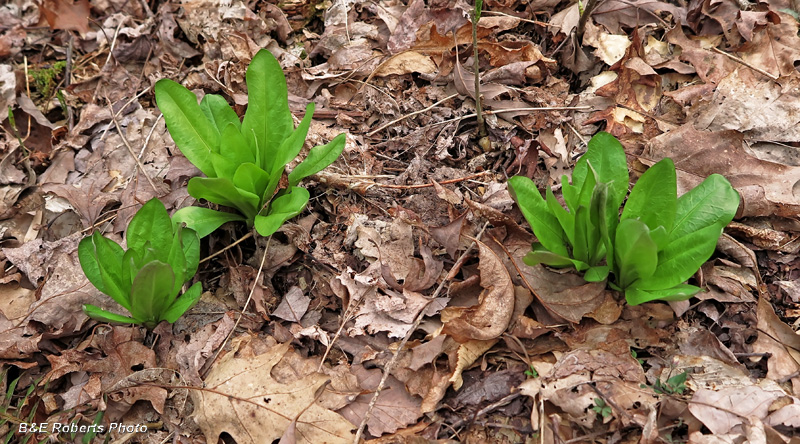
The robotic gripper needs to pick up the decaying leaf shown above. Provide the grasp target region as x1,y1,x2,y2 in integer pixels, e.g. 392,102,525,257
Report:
336,365,422,437
191,341,355,444
441,240,514,342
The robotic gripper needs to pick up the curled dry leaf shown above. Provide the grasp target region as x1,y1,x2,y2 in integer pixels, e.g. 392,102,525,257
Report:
441,240,514,342
518,264,611,324
191,341,354,444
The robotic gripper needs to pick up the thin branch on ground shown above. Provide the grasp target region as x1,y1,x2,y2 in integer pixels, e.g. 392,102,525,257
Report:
199,231,253,264
106,101,160,192
711,47,779,80
367,93,459,137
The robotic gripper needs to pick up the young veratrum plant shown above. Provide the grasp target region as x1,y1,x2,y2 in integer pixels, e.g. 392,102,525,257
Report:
509,132,740,305
154,49,346,238
508,133,629,282
79,198,201,329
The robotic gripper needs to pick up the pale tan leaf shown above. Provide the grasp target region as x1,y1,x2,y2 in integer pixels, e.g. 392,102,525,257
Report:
191,342,354,444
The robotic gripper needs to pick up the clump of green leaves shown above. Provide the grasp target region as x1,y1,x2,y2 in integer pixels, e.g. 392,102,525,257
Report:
592,398,612,418
79,198,201,329
1,370,46,444
154,49,345,238
508,133,628,281
524,364,539,378
31,61,66,99
509,132,739,305
644,370,688,395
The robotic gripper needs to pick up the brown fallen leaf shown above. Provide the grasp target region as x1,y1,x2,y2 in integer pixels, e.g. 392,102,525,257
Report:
689,385,786,435
691,70,800,142
38,0,91,36
336,365,422,437
518,264,610,324
272,286,311,323
644,125,800,218
192,341,354,444
753,297,800,388
374,51,438,77
441,239,514,342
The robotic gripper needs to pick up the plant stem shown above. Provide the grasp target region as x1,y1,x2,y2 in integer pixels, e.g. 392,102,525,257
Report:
472,10,486,138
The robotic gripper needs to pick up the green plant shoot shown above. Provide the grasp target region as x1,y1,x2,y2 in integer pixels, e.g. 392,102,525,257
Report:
509,132,739,305
154,49,346,238
79,198,202,329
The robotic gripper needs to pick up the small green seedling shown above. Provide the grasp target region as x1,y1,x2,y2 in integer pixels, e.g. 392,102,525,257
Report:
509,132,739,305
592,398,612,418
79,198,202,329
644,370,688,395
524,364,539,378
155,49,345,238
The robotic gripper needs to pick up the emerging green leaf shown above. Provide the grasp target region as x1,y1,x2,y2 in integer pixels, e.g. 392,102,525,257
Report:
155,79,219,177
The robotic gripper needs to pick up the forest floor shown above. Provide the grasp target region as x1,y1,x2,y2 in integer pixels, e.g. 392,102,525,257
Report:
1,0,800,442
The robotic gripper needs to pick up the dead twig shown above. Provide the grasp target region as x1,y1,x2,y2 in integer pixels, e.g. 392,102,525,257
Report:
711,47,779,80
366,93,458,137
106,101,160,192
199,231,254,264
352,221,491,443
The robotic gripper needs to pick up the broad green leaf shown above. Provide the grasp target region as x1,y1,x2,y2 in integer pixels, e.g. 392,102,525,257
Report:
254,187,310,236
636,223,723,291
577,163,598,209
129,261,174,326
219,123,254,166
573,132,628,208
162,282,202,323
180,227,200,277
585,265,610,282
671,174,739,242
241,50,294,174
614,219,658,289
508,176,569,257
83,305,137,324
621,157,677,233
122,248,142,288
210,152,238,181
288,133,346,187
187,177,260,219
90,232,130,309
233,163,271,206
625,284,700,305
273,103,314,175
79,236,106,294
561,174,579,213
172,207,246,238
126,198,172,258
649,225,669,252
154,79,219,177
545,187,574,246
199,93,240,132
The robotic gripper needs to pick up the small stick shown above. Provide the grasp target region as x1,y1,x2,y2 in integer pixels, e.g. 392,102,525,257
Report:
711,47,779,80
352,222,491,443
107,101,159,192
199,231,253,264
373,171,492,190
367,93,458,137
